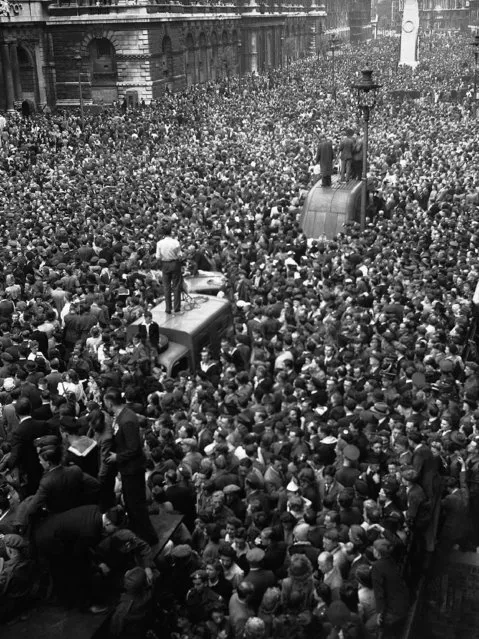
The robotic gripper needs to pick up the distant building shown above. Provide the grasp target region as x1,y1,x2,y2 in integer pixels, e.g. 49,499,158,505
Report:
379,0,471,34
0,0,374,110
349,0,372,42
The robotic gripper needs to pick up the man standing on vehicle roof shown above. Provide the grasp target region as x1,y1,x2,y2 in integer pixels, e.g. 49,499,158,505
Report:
315,131,334,188
155,221,183,314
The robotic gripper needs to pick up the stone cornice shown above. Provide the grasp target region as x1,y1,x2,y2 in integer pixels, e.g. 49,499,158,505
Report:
46,11,244,23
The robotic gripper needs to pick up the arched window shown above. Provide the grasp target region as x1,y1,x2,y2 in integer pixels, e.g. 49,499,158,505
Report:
89,38,116,77
17,46,36,97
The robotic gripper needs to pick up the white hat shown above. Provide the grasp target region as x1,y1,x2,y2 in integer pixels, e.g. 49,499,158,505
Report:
3,378,15,392
204,443,216,456
286,479,299,492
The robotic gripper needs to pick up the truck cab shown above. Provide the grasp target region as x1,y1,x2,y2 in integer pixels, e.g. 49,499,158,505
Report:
128,294,233,377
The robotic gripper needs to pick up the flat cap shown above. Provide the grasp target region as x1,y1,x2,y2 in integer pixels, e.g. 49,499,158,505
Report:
343,444,360,461
34,435,60,449
223,484,241,495
246,548,265,564
171,544,192,559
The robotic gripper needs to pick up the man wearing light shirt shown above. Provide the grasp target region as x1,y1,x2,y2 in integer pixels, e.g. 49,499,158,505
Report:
155,221,183,314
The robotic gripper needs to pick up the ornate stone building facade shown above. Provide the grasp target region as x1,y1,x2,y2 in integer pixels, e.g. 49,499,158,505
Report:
0,0,363,110
378,0,471,33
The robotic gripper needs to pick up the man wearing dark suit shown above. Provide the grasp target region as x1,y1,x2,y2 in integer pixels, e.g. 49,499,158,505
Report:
16,369,42,410
1,397,50,496
261,528,287,576
104,387,158,546
288,523,321,567
439,471,470,551
371,539,409,638
158,469,196,531
348,552,371,584
402,467,431,586
243,548,276,612
232,342,250,371
21,442,102,610
404,477,430,529
339,132,354,182
32,390,54,421
320,466,343,509
126,335,149,369
315,132,334,187
351,133,363,180
76,304,99,343
45,361,63,394
408,432,436,499
26,446,100,516
63,306,83,353
137,311,161,350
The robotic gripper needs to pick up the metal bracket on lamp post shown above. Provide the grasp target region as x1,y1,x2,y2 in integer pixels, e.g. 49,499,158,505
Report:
237,40,242,90
352,67,381,232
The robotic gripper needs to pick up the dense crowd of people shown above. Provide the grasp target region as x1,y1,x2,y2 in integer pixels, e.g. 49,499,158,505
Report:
0,31,478,639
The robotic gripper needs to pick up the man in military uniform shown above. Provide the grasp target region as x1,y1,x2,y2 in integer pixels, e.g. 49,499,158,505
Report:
185,569,223,624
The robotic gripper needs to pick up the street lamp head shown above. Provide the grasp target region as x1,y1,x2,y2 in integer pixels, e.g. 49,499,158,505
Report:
352,67,382,111
330,35,340,51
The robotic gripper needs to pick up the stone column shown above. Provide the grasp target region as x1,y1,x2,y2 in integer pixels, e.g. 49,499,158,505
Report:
34,43,48,107
0,42,15,112
0,54,5,111
250,31,258,73
9,43,22,103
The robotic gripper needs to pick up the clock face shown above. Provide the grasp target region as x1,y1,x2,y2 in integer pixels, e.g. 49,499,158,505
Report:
403,20,415,33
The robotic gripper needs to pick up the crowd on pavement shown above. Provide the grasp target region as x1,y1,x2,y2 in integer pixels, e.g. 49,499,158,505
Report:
0,30,478,639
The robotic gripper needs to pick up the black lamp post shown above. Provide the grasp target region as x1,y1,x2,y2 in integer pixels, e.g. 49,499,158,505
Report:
280,35,284,69
317,23,323,64
237,40,242,91
223,58,229,91
330,35,340,102
471,34,479,116
74,53,84,127
352,67,381,231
